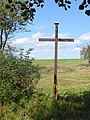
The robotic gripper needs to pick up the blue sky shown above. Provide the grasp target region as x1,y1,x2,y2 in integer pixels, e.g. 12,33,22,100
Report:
10,0,90,59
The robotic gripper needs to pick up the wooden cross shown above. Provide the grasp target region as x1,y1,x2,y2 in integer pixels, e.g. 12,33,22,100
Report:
39,23,74,100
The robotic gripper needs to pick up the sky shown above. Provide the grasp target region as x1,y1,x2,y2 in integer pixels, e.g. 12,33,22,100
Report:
10,0,90,59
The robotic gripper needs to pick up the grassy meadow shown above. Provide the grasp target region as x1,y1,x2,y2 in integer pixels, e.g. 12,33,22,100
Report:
0,58,90,120
35,59,90,94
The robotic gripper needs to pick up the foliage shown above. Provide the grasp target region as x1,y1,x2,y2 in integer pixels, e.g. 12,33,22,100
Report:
0,0,44,49
80,42,90,62
0,91,90,120
0,0,44,29
6,0,90,16
54,0,90,16
0,47,40,104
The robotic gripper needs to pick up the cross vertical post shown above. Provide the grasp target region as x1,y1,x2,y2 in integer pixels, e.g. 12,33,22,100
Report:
53,23,59,100
39,23,74,101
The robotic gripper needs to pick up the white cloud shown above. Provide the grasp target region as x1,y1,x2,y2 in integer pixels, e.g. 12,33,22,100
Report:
36,34,81,50
12,32,45,45
53,33,80,48
79,32,90,40
43,49,51,52
74,39,81,44
12,38,30,45
11,32,82,59
13,32,76,48
32,32,45,39
58,33,70,38
73,47,81,53
36,42,52,47
58,39,80,49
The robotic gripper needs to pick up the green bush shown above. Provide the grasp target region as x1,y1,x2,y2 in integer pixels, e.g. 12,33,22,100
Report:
0,48,40,104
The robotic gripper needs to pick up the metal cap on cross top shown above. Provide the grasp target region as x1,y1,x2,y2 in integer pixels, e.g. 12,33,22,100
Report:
39,22,74,100
54,22,59,25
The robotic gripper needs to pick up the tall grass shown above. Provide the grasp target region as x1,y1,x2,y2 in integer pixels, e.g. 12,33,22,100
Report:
0,90,90,120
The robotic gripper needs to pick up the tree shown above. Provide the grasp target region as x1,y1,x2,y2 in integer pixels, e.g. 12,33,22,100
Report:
0,0,44,49
80,42,90,64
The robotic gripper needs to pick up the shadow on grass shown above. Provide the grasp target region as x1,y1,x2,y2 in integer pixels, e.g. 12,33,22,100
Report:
0,91,90,120
30,90,90,120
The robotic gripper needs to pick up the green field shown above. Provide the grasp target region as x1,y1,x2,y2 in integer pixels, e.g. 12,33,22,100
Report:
35,59,90,94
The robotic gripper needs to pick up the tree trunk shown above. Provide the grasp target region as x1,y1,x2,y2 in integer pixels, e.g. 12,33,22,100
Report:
2,30,8,49
0,29,3,49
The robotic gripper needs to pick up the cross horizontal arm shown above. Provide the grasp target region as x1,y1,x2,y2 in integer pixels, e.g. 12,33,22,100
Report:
39,38,74,42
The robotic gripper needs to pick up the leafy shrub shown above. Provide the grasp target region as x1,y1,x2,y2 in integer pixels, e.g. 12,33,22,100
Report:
0,48,40,104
